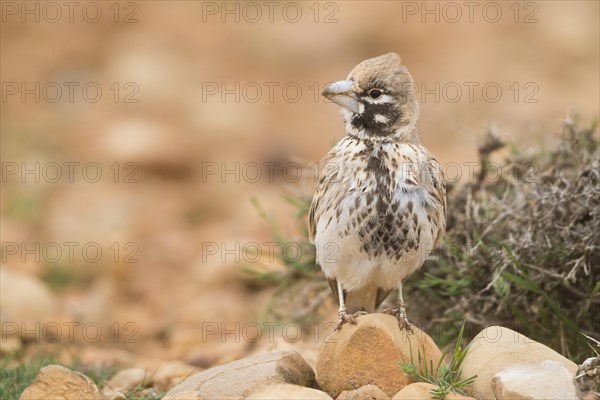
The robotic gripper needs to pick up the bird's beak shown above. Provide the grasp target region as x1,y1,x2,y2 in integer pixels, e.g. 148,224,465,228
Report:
322,80,362,114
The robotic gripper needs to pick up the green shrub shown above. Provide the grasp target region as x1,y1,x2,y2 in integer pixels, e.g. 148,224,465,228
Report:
250,118,599,360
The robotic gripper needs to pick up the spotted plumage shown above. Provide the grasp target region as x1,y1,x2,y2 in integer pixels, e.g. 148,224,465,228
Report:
308,53,446,330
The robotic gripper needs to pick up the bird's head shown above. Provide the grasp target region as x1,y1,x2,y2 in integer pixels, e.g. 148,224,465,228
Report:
322,53,420,142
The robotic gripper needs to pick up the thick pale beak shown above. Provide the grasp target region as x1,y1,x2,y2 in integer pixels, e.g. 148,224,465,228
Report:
322,80,362,114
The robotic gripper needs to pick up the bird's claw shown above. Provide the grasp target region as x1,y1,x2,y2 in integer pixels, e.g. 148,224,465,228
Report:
335,309,367,331
383,301,414,333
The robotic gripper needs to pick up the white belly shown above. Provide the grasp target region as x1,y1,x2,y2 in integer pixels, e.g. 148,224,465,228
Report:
314,187,437,292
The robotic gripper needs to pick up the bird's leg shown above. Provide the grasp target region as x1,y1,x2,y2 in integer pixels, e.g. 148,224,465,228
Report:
383,284,414,333
335,281,366,331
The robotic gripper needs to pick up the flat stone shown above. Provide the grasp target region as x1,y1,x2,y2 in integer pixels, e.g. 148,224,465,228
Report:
337,384,390,399
164,350,316,399
392,383,436,400
104,367,150,393
392,382,475,400
161,391,204,400
461,326,578,399
492,360,578,399
247,383,333,399
152,360,198,391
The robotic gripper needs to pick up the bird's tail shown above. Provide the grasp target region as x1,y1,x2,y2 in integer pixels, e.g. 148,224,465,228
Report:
344,285,392,313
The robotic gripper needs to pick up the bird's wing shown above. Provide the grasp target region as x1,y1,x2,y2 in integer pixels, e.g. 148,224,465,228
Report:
425,154,447,248
308,148,341,243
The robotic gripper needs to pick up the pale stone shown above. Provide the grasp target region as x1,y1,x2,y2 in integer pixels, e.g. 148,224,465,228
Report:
0,267,58,341
337,384,390,399
19,364,108,400
98,118,193,175
247,383,333,399
446,391,476,399
161,391,204,400
164,350,316,398
392,383,436,399
152,360,198,391
104,367,150,392
248,334,321,371
104,391,127,400
461,326,579,399
317,314,443,398
491,360,578,399
392,382,475,400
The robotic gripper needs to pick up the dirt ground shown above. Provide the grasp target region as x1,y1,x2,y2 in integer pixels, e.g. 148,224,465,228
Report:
1,1,599,370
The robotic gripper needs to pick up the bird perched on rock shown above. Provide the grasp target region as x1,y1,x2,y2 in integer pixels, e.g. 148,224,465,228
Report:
309,53,446,331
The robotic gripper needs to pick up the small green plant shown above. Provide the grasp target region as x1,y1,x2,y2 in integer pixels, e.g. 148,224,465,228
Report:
399,321,477,400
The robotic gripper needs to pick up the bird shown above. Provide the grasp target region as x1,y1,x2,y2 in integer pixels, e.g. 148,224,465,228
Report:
308,53,446,331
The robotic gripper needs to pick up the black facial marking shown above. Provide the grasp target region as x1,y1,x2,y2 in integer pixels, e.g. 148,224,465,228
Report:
350,101,401,137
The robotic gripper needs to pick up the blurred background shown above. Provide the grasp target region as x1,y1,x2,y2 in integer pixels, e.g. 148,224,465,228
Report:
1,1,599,369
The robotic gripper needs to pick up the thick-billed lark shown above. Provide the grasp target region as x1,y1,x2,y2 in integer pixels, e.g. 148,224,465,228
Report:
309,53,446,331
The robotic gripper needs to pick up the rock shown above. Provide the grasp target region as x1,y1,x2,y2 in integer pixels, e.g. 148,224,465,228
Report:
104,367,150,393
317,314,443,398
152,360,198,391
161,391,204,400
104,391,127,400
392,382,475,399
97,118,193,176
337,384,390,399
447,392,475,400
392,383,436,399
247,383,333,399
491,360,578,399
461,326,579,399
249,335,321,371
19,364,108,400
0,267,59,342
164,350,316,398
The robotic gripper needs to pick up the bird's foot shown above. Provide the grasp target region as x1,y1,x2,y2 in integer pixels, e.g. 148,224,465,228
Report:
335,308,367,331
383,301,414,333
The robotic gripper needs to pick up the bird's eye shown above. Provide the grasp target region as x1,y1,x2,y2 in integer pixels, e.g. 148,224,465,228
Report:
368,89,383,99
